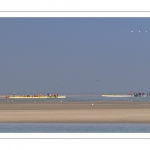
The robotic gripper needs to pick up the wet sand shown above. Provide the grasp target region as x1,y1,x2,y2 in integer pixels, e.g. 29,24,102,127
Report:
0,101,150,123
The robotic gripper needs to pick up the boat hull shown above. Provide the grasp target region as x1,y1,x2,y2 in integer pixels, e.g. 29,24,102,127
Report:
102,94,133,97
8,96,66,99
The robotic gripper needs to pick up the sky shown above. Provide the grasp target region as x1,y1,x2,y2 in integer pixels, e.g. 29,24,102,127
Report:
0,18,150,94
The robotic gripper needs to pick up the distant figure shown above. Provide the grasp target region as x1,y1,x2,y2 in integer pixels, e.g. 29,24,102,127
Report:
129,90,132,96
13,93,15,97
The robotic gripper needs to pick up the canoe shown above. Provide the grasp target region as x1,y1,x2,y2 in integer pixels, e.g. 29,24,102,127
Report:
4,95,66,99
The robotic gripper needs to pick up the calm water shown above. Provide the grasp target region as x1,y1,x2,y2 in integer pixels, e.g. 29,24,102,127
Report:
0,94,150,133
0,123,150,133
1,93,150,102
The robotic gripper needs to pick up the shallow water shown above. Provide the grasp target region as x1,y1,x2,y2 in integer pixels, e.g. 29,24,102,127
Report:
0,123,150,133
0,93,150,102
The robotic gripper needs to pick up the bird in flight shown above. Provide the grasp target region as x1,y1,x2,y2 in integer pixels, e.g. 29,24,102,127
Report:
131,30,148,33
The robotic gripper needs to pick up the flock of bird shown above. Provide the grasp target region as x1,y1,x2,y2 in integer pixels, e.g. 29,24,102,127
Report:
131,30,148,33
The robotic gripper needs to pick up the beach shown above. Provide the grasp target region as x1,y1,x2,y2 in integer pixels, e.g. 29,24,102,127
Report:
0,101,150,123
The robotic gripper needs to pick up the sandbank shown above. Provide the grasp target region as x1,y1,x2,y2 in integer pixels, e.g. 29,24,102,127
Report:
0,101,150,123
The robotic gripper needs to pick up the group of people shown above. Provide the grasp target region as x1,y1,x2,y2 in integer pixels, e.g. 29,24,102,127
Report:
3,95,9,98
4,93,59,98
47,93,58,97
133,92,145,97
129,92,150,97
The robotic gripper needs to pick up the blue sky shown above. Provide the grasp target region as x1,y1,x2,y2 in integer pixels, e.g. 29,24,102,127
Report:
0,18,150,94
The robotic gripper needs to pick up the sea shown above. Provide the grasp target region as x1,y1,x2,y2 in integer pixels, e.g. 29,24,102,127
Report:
0,93,150,133
0,123,150,133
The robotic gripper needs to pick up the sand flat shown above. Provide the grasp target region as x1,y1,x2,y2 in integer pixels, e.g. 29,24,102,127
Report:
0,101,150,123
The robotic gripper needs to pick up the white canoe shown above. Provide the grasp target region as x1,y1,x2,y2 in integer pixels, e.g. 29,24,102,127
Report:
102,94,133,97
